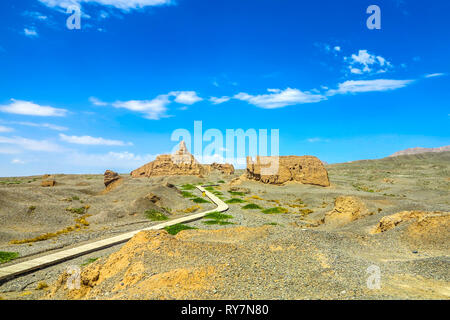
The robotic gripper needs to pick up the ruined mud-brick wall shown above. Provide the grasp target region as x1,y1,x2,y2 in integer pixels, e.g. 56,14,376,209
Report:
246,156,330,187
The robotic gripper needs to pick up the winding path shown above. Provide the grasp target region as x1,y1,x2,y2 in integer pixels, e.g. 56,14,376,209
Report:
0,185,228,282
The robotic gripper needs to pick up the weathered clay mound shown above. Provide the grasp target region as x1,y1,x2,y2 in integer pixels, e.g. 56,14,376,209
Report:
372,211,449,233
246,155,330,187
130,141,234,178
101,170,123,193
323,196,369,226
207,163,235,175
371,211,450,249
47,227,270,300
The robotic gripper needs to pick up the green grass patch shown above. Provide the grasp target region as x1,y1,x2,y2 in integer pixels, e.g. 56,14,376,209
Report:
262,207,288,214
181,184,196,190
203,220,234,226
204,212,233,220
242,203,262,210
164,224,197,235
218,180,225,184
145,209,169,221
203,212,234,225
65,207,86,215
181,191,195,198
264,222,280,226
81,257,99,266
225,198,246,204
212,191,223,196
72,196,80,201
0,251,19,264
0,180,22,185
229,191,246,197
204,186,215,191
191,197,210,204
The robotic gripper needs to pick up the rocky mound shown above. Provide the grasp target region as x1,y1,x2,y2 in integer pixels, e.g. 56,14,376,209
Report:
47,227,269,300
131,141,234,178
371,211,450,250
390,145,450,157
246,156,330,187
372,211,449,234
323,196,369,226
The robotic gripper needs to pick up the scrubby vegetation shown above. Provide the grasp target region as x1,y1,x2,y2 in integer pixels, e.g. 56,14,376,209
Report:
181,184,196,190
181,191,195,198
145,209,169,221
226,198,246,204
36,281,49,290
0,251,19,264
262,207,288,214
81,257,99,266
9,214,91,244
229,191,246,197
65,205,90,215
242,203,262,210
203,212,234,225
164,224,197,235
191,197,210,204
182,205,201,213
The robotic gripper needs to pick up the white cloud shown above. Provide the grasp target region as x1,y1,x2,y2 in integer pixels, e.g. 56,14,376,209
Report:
11,159,26,164
112,91,202,119
8,121,68,131
327,79,414,95
306,137,330,143
113,95,171,120
64,151,158,171
38,0,172,11
0,99,67,117
334,46,341,52
234,88,326,109
345,50,392,74
0,136,63,152
24,28,39,37
89,96,108,106
210,96,231,104
59,133,132,146
170,91,203,105
425,73,446,78
0,125,13,133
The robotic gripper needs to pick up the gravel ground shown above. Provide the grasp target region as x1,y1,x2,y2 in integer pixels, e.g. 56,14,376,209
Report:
0,152,448,300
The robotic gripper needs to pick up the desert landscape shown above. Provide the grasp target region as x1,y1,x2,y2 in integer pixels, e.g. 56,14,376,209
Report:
0,143,448,300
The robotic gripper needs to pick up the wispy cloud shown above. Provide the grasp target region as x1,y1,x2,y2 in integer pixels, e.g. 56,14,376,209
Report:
0,125,13,133
38,0,173,11
24,27,39,38
0,99,67,117
0,136,63,152
425,73,446,78
210,96,231,104
59,133,133,146
306,137,330,143
327,79,413,95
89,96,108,106
113,95,171,120
9,121,68,131
234,88,326,109
112,91,202,119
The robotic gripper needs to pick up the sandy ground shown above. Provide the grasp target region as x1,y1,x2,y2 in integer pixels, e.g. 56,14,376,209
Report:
0,152,449,300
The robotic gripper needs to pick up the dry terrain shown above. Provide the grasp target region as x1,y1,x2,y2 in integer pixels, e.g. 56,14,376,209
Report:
0,152,449,300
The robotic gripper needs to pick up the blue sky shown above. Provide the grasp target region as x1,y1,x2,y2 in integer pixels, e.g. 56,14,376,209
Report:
0,0,449,176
